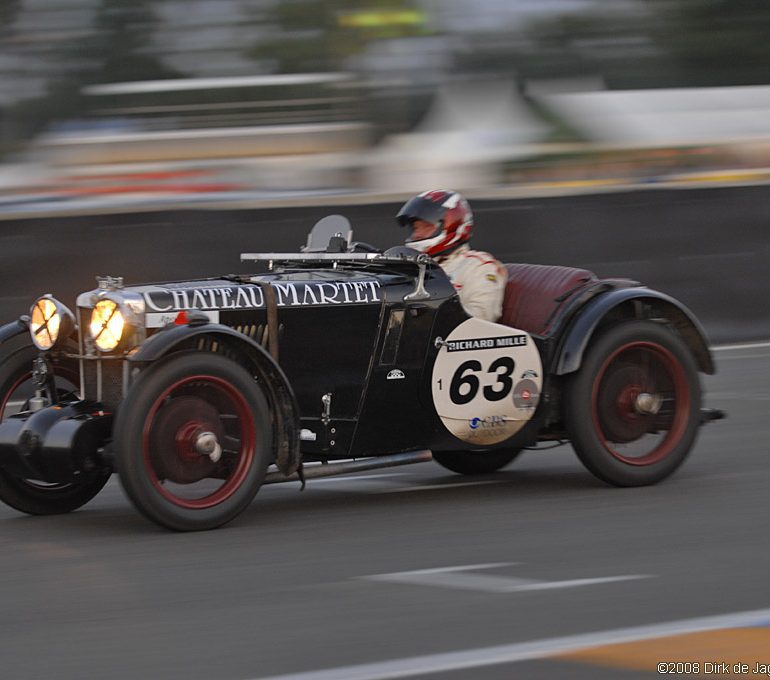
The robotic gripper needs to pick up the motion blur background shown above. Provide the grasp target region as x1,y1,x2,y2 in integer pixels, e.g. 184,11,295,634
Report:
2,0,770,204
2,4,770,680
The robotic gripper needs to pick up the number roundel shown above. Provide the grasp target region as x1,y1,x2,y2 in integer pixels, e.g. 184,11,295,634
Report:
432,318,543,445
449,360,481,405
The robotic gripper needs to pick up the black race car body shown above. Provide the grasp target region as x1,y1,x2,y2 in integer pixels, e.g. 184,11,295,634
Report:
0,217,723,530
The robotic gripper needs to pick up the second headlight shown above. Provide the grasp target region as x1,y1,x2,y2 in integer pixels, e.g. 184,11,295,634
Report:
90,299,125,352
30,296,75,351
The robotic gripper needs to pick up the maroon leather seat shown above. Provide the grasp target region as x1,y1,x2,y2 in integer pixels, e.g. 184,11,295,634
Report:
500,263,597,336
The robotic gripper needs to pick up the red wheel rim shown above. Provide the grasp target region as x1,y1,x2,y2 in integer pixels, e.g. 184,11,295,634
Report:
142,375,256,509
591,341,690,466
0,373,30,422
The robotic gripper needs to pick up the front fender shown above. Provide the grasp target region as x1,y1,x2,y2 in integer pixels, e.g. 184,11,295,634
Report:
0,316,30,348
553,287,714,376
128,323,301,476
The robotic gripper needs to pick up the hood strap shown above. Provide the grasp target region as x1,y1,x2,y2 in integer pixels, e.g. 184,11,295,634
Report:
255,282,280,362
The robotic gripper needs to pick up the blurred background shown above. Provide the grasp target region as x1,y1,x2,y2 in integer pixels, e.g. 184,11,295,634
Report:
2,5,770,680
2,0,770,207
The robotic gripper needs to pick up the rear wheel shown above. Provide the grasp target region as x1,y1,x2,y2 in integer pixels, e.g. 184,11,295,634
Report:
565,320,701,486
114,353,273,531
0,341,110,514
433,449,521,475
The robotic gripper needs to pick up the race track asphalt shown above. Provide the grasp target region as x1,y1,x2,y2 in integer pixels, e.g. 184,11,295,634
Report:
0,343,767,680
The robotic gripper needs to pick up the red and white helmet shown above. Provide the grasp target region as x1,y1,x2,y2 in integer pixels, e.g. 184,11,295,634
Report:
397,189,473,257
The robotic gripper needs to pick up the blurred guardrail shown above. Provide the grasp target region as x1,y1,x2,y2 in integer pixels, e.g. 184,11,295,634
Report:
30,73,370,166
34,123,370,165
1,184,767,344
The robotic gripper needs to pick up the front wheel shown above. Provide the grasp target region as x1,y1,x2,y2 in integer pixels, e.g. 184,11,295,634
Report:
114,353,273,531
433,449,521,475
565,320,701,486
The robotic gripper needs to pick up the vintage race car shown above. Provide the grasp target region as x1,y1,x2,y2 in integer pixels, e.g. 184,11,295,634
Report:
0,216,723,530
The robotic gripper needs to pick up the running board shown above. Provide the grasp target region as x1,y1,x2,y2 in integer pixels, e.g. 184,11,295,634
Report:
700,408,726,424
263,450,433,485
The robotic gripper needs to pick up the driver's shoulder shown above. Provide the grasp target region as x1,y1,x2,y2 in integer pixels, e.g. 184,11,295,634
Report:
460,248,504,273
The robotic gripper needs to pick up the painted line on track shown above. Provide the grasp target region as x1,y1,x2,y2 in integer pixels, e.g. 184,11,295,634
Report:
365,563,516,576
713,353,770,361
251,607,770,680
362,563,651,594
557,628,770,672
712,341,770,351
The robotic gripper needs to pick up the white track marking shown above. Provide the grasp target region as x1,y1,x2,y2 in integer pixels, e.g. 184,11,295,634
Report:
369,563,515,576
712,341,770,351
508,574,651,592
361,563,650,594
714,353,770,361
250,607,770,680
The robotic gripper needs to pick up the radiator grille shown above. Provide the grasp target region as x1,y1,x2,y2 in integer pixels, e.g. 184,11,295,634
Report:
228,323,283,347
78,306,125,409
81,360,124,409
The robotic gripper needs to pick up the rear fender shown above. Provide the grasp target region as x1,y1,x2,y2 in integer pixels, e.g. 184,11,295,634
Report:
553,288,714,376
128,323,301,475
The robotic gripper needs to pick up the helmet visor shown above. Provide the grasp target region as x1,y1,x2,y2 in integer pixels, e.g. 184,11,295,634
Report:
396,195,447,228
408,219,442,242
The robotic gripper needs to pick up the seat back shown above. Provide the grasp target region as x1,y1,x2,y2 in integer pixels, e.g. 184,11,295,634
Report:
501,263,597,336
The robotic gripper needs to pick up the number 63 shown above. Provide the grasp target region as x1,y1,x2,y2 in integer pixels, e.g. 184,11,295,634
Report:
440,357,515,405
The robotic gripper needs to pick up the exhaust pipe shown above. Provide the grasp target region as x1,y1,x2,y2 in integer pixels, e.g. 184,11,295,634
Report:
264,450,433,485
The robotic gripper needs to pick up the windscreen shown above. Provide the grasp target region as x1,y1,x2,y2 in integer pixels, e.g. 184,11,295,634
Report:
305,215,353,251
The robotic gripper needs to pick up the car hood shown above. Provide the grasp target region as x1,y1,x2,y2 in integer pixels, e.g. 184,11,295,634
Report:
78,272,387,318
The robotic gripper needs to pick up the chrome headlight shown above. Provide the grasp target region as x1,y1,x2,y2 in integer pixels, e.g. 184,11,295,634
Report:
29,296,75,351
90,299,126,352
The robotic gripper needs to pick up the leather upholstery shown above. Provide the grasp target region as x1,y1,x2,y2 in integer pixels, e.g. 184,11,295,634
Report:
501,263,597,336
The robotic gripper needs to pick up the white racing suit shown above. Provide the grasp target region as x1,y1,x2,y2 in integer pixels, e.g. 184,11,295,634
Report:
438,245,507,322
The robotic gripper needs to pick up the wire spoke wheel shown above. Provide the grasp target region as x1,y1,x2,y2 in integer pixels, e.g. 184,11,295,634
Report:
592,344,689,465
566,321,701,487
143,378,256,509
115,352,273,531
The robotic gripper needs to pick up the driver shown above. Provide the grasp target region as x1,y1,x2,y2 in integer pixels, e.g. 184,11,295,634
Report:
397,190,507,322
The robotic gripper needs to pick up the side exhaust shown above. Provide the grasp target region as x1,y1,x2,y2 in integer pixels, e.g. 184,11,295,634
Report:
700,408,726,424
264,450,433,485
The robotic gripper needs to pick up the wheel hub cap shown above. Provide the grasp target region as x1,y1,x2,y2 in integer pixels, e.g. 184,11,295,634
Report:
599,367,650,443
150,396,223,483
635,392,662,415
194,431,222,462
591,340,692,466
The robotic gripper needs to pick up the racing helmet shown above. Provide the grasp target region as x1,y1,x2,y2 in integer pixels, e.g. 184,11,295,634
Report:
397,190,473,258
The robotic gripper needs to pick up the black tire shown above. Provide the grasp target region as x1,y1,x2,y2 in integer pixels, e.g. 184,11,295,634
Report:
0,340,110,515
0,468,111,515
433,449,522,475
114,353,273,531
564,320,701,487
